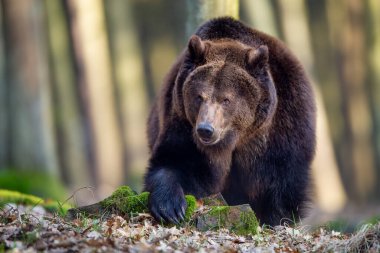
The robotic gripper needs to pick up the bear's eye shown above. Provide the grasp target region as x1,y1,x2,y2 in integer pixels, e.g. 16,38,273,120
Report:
222,98,231,106
196,95,203,103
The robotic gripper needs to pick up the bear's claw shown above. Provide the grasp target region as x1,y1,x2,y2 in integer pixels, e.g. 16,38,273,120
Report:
148,188,187,224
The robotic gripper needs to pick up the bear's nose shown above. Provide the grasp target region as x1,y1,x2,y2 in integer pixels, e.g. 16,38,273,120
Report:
196,123,214,141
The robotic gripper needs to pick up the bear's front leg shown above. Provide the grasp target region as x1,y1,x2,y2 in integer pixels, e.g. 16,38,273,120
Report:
144,168,187,224
144,119,230,223
144,121,214,223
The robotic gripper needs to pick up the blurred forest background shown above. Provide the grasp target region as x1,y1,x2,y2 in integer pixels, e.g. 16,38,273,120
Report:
0,0,379,218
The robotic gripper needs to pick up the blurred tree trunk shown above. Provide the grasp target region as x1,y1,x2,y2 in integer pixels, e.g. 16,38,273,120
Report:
1,0,59,174
305,0,344,161
366,0,380,196
0,2,6,168
45,0,91,189
304,0,348,211
241,0,279,37
66,0,124,198
104,0,149,191
326,0,376,202
186,0,239,36
130,0,186,101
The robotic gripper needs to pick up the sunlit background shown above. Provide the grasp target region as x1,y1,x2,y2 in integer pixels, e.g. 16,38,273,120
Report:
0,0,379,223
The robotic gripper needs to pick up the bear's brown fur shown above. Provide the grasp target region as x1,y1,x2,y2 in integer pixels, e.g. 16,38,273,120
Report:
144,17,316,226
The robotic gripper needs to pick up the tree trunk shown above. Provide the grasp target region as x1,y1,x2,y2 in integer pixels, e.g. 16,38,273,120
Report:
2,0,59,174
240,0,279,37
66,0,124,198
45,0,91,190
365,0,380,197
326,0,376,202
186,0,239,37
104,0,150,191
0,2,7,168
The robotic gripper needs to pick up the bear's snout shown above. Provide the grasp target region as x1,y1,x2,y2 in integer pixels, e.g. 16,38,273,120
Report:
195,102,225,145
196,123,215,142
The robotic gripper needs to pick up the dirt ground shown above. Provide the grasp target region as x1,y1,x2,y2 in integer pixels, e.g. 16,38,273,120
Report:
1,203,380,252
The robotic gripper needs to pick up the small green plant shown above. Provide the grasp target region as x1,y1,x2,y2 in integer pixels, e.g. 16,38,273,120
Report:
91,219,102,232
325,219,350,232
363,215,380,226
24,231,39,245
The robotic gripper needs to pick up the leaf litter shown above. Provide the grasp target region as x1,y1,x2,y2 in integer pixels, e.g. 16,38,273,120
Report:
1,203,380,252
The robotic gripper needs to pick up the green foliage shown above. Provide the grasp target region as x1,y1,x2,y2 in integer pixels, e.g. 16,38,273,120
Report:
0,169,67,200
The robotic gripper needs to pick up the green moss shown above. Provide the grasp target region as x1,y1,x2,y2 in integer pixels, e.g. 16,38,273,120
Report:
234,211,259,235
117,192,150,214
198,205,259,235
0,189,43,206
201,194,227,206
101,186,137,208
207,206,230,229
0,189,72,215
208,206,230,216
110,186,137,198
184,195,197,221
99,186,197,220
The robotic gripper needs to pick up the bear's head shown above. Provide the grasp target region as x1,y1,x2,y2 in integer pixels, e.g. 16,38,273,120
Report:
175,35,277,150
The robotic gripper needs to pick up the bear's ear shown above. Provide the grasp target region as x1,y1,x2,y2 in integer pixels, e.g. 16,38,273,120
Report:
245,45,269,74
188,35,207,63
246,45,277,133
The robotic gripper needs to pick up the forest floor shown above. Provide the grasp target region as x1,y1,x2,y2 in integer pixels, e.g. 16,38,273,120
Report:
1,203,380,252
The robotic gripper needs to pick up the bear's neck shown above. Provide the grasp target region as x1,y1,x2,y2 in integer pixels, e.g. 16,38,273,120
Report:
203,148,233,193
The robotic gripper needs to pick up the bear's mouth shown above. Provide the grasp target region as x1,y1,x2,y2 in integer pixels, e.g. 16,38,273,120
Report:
198,137,220,146
196,129,223,146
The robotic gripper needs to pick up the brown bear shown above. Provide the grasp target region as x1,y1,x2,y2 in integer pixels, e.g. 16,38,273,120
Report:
144,17,316,226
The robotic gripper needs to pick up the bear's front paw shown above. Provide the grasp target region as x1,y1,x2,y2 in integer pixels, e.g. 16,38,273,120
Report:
148,187,187,224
